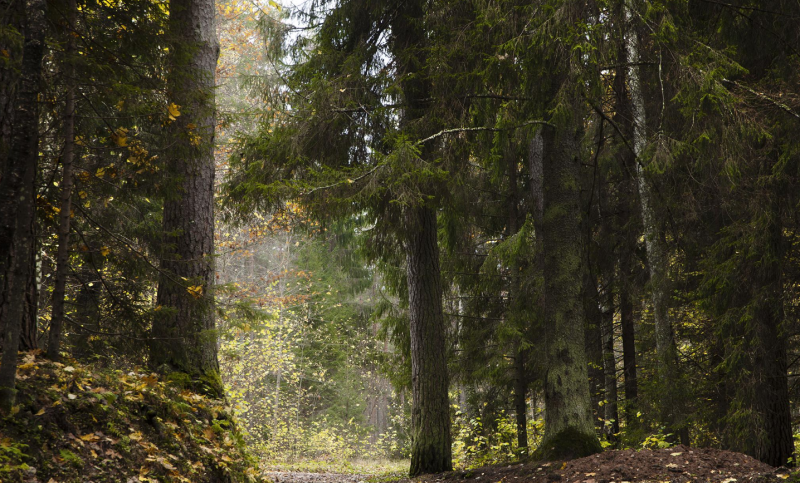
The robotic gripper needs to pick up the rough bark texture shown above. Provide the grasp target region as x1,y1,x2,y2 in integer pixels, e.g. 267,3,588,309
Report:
0,0,46,411
406,206,452,476
47,0,77,360
391,0,452,474
538,105,601,459
150,0,221,396
748,209,792,467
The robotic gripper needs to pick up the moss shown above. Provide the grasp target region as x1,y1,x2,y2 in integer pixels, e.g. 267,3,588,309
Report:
60,449,84,469
533,427,603,462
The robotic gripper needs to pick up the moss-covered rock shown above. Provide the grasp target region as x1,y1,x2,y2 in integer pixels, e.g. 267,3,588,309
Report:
533,427,603,462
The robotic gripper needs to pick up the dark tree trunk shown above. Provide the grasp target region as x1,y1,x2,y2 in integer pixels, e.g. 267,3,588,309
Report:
539,100,602,458
19,219,38,351
0,0,46,412
506,145,529,453
749,210,792,467
150,0,221,396
583,269,604,432
618,258,638,423
47,0,77,360
406,206,452,476
601,302,619,442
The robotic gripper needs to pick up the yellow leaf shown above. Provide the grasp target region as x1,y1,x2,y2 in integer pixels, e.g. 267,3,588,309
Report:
35,408,45,416
268,0,281,11
187,285,203,299
168,102,181,120
100,246,110,257
95,167,106,177
187,123,197,129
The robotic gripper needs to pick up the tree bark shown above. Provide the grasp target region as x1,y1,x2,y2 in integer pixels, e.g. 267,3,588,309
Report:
0,0,46,412
151,0,221,396
539,101,602,459
623,0,684,440
47,0,77,360
406,206,452,476
749,208,792,466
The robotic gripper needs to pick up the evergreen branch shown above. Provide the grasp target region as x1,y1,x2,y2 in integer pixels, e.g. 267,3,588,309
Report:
722,78,800,122
301,162,387,196
302,120,552,196
417,119,553,144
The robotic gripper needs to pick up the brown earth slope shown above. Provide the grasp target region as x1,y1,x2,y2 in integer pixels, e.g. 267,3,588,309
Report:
414,447,790,483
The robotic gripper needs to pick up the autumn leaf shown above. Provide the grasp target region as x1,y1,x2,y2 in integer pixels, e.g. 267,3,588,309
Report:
168,102,181,120
187,285,203,299
100,246,110,257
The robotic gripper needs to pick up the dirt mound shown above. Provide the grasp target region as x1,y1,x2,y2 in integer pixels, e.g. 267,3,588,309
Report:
423,446,789,483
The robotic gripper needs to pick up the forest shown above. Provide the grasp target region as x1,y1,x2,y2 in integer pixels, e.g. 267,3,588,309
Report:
0,0,799,481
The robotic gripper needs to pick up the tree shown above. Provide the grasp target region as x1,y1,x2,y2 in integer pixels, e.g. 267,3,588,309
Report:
150,0,221,395
0,0,46,411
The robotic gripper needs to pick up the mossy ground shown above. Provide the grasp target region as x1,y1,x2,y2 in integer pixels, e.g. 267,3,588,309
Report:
0,351,268,483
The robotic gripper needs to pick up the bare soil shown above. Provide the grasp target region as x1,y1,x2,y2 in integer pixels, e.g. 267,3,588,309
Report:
264,446,793,483
418,446,789,483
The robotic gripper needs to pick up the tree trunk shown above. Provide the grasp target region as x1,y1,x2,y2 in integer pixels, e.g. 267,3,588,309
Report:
506,145,529,454
601,302,618,442
624,0,685,440
0,0,45,413
749,209,792,466
47,0,77,360
150,0,221,396
539,102,602,459
406,206,452,476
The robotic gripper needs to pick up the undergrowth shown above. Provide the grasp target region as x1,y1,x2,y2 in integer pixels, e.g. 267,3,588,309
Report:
0,351,268,483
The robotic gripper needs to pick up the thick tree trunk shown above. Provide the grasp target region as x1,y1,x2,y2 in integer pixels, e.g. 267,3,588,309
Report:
406,206,452,476
539,103,601,459
150,0,221,396
19,219,38,351
48,0,77,359
0,0,45,412
749,210,792,467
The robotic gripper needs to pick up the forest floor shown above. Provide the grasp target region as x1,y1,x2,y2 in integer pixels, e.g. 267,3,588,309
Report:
407,447,791,483
265,447,794,483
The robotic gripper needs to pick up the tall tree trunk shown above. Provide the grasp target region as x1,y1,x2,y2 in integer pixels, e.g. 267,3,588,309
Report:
613,26,638,424
391,0,452,475
506,145,529,454
623,0,685,441
749,207,792,466
539,99,602,458
19,219,39,351
150,0,221,396
406,206,452,476
48,0,77,360
601,299,619,442
0,0,46,412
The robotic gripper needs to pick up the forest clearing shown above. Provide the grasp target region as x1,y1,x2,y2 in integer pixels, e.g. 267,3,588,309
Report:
1,0,800,481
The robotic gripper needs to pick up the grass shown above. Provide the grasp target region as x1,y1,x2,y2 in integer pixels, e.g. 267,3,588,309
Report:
260,457,410,477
